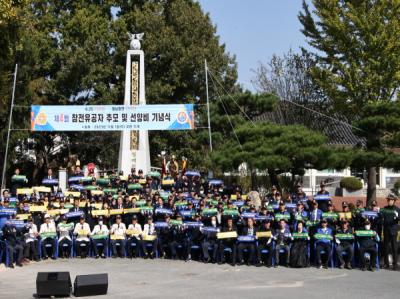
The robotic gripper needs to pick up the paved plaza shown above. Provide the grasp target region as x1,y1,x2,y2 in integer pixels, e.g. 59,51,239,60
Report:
0,259,398,299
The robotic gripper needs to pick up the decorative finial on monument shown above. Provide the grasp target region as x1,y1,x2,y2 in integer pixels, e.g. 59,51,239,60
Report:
128,32,144,50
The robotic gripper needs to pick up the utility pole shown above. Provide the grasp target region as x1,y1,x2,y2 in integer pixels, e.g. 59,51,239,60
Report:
205,59,212,152
1,64,18,191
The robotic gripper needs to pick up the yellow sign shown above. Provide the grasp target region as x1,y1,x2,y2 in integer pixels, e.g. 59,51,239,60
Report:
91,190,104,196
17,188,33,195
126,229,141,236
64,191,81,198
33,186,52,193
110,235,125,240
16,214,30,220
47,209,60,216
90,203,103,209
29,206,47,212
217,231,238,239
110,209,123,215
256,231,272,238
91,210,109,216
142,235,156,241
124,208,140,214
79,201,87,208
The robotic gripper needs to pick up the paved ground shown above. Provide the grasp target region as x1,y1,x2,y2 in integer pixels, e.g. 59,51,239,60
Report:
0,259,398,299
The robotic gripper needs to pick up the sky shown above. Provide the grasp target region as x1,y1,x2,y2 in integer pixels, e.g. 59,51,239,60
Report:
198,0,307,91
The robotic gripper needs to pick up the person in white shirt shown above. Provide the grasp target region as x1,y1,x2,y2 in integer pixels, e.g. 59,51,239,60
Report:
23,216,39,261
126,215,142,258
73,216,91,258
39,214,57,259
142,215,157,259
110,215,126,257
57,215,73,258
91,216,109,258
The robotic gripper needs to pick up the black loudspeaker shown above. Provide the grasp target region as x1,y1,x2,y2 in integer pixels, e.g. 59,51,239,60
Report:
74,273,108,297
36,272,71,297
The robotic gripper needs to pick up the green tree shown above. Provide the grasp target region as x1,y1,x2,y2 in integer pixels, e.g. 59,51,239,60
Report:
299,0,400,204
212,121,352,191
1,0,237,185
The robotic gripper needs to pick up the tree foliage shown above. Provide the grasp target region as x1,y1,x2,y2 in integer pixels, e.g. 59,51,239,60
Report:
0,0,237,184
299,0,400,203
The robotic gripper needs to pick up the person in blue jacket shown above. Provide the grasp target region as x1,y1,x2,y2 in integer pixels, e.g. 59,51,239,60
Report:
315,218,333,269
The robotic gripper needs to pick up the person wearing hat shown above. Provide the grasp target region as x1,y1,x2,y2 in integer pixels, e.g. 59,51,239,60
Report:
335,220,354,269
73,216,91,258
255,220,273,267
39,214,57,259
2,219,25,267
266,185,279,201
126,215,142,258
91,216,109,259
314,218,333,269
185,213,204,262
274,202,291,229
272,218,291,267
57,215,73,258
291,183,307,204
317,181,329,196
339,201,352,223
142,215,157,259
381,194,400,270
289,220,309,268
110,215,127,258
202,215,220,263
218,217,237,266
353,199,366,230
237,217,257,266
357,219,379,271
169,215,187,260
23,215,40,262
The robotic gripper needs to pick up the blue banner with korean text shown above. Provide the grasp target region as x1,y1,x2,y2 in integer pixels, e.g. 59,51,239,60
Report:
31,104,195,131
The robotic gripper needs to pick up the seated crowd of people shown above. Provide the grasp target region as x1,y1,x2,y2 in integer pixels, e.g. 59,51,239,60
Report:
0,168,399,272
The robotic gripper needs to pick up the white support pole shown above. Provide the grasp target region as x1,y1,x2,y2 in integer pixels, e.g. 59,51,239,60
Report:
1,64,18,191
205,60,212,152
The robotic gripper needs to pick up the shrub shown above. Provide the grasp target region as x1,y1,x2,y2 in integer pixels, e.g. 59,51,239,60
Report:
394,180,400,190
340,177,363,191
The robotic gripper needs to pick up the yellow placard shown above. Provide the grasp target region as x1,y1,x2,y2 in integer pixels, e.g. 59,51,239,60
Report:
138,179,147,185
64,191,81,198
230,194,237,200
60,209,69,215
256,231,272,238
47,209,60,216
77,229,90,236
142,235,156,241
91,190,104,196
126,229,141,236
242,195,248,200
124,208,140,214
79,201,87,208
17,188,33,195
16,214,30,220
339,212,352,219
162,179,174,185
29,205,47,212
90,203,103,209
33,186,52,193
217,231,238,239
119,175,128,181
91,210,109,216
110,235,125,240
109,209,123,215
52,202,60,208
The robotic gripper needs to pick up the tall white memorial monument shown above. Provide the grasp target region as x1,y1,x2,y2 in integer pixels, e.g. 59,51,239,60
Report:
118,33,151,175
